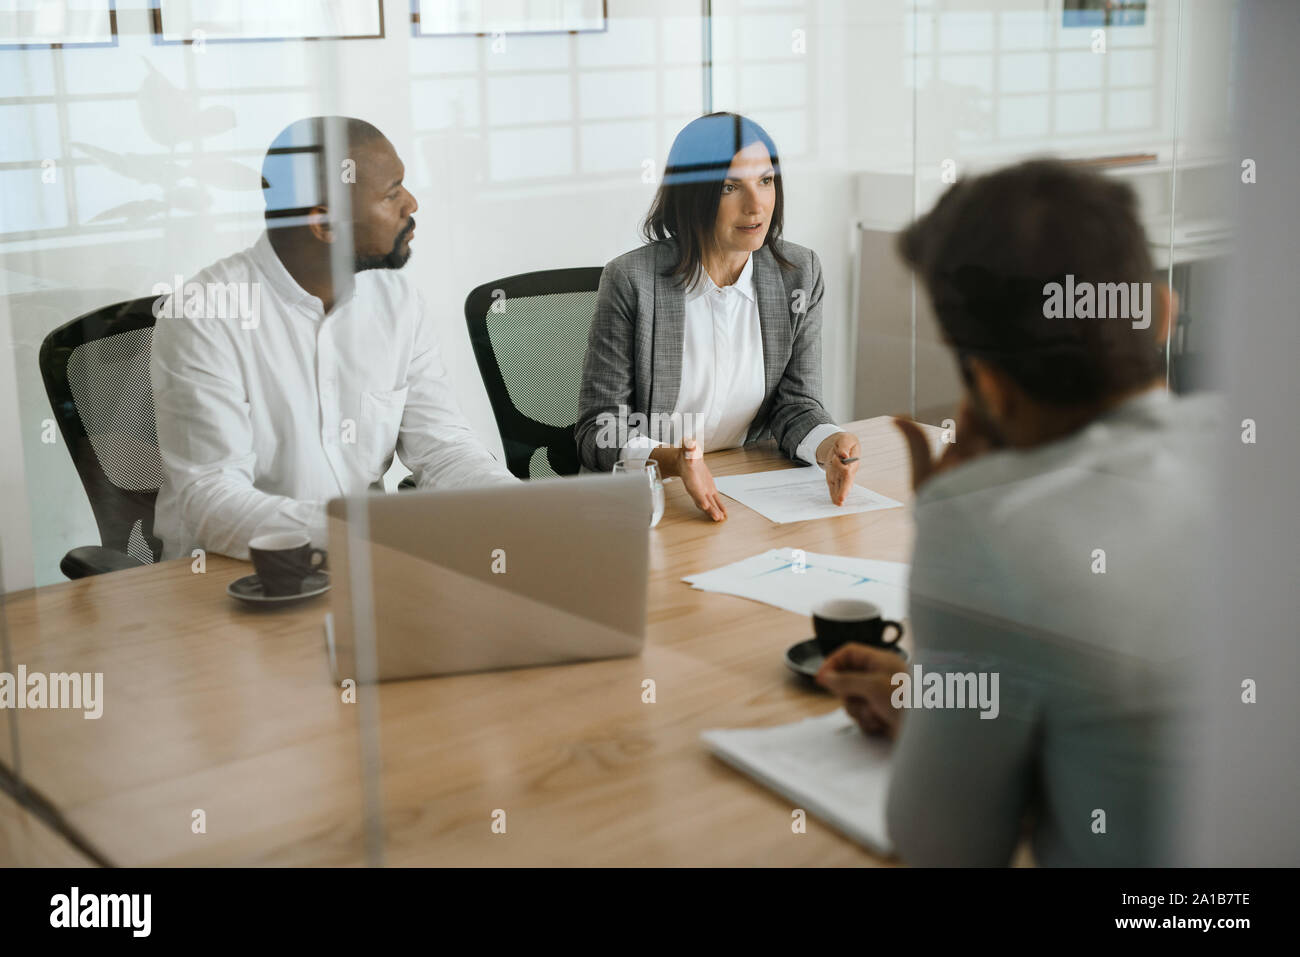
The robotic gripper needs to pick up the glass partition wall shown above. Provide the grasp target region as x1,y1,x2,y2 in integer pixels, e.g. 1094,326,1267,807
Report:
0,0,1237,866
2,1,1237,586
349,0,1240,865
892,0,1234,426
1,0,373,866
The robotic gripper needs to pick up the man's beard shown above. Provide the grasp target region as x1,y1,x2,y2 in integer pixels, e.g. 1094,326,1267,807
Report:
957,355,1008,448
355,217,415,272
963,379,1009,449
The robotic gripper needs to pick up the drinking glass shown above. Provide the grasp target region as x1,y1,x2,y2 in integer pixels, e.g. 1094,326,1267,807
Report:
612,458,665,528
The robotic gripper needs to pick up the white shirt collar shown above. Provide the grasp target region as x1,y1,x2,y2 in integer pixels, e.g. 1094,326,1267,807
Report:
687,253,757,303
251,230,357,316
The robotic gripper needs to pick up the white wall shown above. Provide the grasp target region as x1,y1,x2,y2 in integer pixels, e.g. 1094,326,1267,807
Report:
828,0,1236,221
710,0,864,421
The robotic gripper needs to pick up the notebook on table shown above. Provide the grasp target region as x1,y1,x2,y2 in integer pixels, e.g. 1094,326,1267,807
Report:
701,708,895,856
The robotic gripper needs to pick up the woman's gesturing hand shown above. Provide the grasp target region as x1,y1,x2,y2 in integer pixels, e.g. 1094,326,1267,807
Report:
816,431,862,506
652,440,727,522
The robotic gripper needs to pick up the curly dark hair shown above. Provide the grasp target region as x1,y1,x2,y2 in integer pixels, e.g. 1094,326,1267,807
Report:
898,158,1165,406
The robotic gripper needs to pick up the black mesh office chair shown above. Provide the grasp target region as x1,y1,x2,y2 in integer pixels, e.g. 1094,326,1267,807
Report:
39,296,165,578
465,267,603,479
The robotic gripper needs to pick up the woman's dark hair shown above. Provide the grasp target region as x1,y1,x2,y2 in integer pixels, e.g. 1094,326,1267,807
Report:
643,112,792,286
898,158,1164,407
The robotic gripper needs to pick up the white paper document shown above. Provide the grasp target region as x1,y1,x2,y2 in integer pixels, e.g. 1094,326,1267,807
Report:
702,708,895,855
714,469,902,524
683,548,909,620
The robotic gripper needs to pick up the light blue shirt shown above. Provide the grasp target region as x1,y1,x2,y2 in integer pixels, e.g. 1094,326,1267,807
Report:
886,388,1220,866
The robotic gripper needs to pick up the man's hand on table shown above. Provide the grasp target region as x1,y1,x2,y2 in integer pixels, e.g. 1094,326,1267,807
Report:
814,409,998,737
815,642,908,738
651,440,727,522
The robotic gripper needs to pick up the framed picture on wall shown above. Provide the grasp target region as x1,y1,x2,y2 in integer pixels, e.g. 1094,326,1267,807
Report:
0,0,117,49
151,0,384,45
1063,1,1149,29
411,0,607,38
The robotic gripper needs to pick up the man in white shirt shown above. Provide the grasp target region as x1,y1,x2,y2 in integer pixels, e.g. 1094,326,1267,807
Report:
151,116,515,561
817,159,1217,865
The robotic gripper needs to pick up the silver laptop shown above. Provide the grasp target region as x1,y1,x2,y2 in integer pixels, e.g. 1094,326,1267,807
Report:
325,473,650,682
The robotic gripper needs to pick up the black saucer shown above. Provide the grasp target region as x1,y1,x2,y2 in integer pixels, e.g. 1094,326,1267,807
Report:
227,570,330,605
785,637,908,683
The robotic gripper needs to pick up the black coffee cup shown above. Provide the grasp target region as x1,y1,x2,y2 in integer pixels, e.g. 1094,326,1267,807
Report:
248,532,327,597
812,598,903,657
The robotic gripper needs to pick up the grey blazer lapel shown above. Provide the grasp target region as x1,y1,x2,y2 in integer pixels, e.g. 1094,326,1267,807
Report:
753,245,792,400
650,241,685,415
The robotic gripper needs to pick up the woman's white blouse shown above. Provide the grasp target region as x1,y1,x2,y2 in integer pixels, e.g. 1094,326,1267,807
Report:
620,253,839,466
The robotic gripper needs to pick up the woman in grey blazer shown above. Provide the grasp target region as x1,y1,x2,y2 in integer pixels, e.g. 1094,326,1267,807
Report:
577,112,861,521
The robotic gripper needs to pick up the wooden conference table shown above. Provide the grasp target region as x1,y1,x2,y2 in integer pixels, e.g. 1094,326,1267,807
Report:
0,787,94,867
1,416,936,866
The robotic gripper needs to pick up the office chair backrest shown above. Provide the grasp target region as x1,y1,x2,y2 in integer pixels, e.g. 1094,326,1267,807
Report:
39,296,165,565
465,267,603,478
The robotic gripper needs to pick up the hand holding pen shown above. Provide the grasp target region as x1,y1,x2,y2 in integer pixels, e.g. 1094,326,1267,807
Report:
815,431,862,506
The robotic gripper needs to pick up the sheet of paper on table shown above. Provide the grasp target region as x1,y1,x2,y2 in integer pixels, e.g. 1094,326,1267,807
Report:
702,707,894,855
682,547,909,620
714,468,903,524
